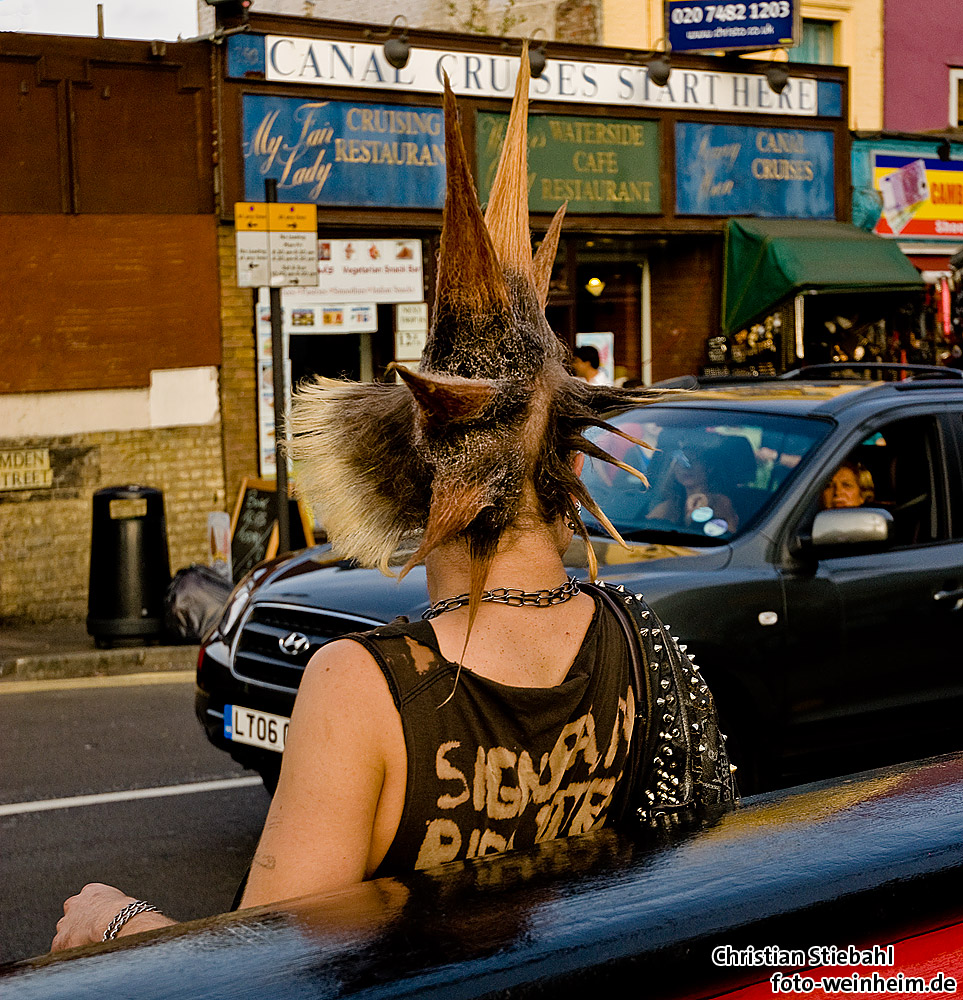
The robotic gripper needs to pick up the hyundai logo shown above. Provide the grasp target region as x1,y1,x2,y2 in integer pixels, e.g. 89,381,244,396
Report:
279,632,311,656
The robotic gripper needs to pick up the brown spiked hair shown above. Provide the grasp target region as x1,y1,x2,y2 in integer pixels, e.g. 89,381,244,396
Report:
289,44,660,634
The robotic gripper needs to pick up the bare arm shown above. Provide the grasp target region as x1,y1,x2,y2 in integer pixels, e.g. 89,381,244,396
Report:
239,638,405,907
52,884,176,951
51,639,403,951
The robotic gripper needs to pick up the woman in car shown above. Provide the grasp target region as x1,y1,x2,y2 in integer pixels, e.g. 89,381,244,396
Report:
52,53,735,951
646,446,740,535
820,459,875,509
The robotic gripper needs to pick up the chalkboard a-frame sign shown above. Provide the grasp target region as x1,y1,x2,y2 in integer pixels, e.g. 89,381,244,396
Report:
229,478,316,583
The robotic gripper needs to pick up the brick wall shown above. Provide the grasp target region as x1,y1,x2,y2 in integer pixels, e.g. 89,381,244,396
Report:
648,237,723,382
217,225,261,504
555,0,600,43
0,425,224,623
1,215,220,395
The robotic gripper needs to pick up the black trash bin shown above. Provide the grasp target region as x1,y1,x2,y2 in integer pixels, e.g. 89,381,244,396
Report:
87,485,172,647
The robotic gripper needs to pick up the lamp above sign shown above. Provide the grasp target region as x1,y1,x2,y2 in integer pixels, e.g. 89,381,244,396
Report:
666,0,799,55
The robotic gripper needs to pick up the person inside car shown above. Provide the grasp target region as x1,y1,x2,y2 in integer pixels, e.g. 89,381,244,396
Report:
820,459,875,509
647,446,740,533
51,53,736,952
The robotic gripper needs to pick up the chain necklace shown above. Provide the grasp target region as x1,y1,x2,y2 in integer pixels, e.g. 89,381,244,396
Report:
422,577,581,620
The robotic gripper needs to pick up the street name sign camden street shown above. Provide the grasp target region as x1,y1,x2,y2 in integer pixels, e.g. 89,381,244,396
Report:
0,448,53,491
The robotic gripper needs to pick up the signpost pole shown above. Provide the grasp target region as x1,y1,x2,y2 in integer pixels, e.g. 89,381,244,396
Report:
264,178,291,557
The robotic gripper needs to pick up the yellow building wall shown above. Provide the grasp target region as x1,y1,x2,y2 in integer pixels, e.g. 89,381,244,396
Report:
601,0,883,128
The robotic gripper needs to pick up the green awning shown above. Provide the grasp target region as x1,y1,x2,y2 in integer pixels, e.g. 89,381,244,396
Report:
722,218,925,335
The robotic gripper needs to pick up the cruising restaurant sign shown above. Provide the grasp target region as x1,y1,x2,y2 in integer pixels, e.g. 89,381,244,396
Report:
666,1,799,54
676,122,834,218
242,95,445,209
477,113,660,215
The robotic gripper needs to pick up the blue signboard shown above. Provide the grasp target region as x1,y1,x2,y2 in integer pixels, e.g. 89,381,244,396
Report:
227,34,266,78
242,95,446,209
676,122,834,218
667,1,798,54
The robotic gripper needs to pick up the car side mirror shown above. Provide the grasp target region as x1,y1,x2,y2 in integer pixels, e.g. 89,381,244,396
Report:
803,507,893,551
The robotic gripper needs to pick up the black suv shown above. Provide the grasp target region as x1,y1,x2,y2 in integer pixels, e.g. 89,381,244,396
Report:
196,367,963,793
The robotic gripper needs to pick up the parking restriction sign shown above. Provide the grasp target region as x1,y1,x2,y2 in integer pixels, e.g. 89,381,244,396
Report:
235,201,318,287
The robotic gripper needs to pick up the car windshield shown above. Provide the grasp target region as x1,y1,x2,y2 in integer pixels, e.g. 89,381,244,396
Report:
580,406,829,544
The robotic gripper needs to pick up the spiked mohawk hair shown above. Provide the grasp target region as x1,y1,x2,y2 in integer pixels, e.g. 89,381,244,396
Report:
289,45,657,625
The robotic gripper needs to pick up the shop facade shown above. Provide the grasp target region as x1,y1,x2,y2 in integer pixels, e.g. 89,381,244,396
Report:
214,13,852,478
0,15,870,620
0,32,223,622
849,133,963,366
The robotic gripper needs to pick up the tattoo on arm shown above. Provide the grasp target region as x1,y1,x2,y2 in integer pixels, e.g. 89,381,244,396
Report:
253,853,277,871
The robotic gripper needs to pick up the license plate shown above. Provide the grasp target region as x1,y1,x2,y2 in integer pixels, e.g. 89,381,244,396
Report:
224,705,289,753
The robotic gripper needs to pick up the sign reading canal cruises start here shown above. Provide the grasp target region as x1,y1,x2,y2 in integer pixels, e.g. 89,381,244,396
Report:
477,113,660,215
243,95,446,208
676,122,834,218
230,36,827,117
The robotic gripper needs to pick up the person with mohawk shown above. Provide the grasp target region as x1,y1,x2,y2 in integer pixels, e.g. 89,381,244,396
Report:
51,50,735,951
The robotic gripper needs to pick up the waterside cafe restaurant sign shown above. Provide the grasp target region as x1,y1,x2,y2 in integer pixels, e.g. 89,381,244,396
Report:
232,34,842,217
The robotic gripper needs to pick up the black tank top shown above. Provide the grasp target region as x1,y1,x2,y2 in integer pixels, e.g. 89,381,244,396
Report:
343,595,634,875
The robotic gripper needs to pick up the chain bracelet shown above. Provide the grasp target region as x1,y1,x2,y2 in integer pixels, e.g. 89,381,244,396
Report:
423,577,580,620
102,900,160,941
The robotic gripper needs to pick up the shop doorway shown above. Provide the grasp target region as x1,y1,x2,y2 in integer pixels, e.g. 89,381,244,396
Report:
289,333,361,385
546,236,652,384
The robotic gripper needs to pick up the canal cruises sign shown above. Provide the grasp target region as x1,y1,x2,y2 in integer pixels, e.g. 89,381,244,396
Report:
227,35,826,118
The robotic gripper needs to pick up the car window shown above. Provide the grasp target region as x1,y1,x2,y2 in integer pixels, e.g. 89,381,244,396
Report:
819,415,950,546
581,407,830,544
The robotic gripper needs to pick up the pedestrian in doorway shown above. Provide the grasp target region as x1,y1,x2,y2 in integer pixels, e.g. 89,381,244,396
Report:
572,345,613,385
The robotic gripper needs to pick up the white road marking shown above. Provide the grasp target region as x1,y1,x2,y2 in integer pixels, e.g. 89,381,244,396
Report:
0,671,196,694
0,777,264,817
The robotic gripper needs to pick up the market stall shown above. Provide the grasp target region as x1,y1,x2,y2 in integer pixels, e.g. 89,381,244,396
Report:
711,218,926,375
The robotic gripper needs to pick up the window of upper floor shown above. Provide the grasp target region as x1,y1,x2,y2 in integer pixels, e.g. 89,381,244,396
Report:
787,18,837,65
950,68,963,127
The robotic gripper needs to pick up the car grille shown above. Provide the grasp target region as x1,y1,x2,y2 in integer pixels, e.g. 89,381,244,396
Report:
232,603,383,691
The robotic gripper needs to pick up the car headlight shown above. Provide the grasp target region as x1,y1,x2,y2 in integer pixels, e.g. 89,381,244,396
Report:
216,576,258,642
213,551,307,644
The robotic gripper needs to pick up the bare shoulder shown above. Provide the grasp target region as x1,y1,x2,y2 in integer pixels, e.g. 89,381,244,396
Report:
294,637,398,727
279,635,402,785
303,636,388,683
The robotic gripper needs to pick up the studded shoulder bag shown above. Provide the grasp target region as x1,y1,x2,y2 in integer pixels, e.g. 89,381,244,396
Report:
583,580,739,834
